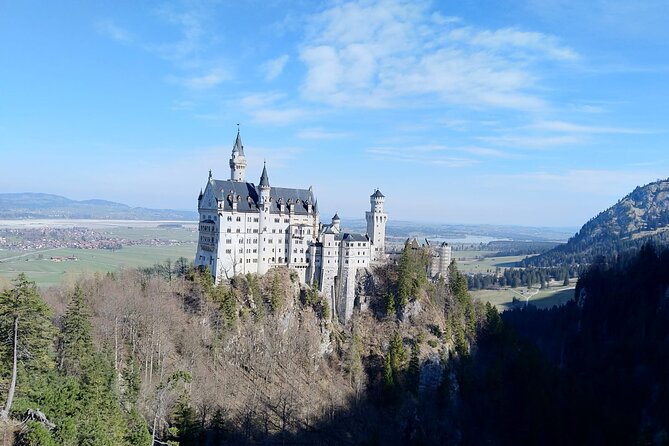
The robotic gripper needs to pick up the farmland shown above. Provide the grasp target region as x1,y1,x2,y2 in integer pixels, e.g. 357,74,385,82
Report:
0,220,197,288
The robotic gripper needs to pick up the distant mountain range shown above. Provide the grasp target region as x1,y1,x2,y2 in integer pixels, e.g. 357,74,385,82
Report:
0,193,198,220
525,177,669,266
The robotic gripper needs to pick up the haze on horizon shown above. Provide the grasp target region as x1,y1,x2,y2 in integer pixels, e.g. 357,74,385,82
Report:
1,0,667,227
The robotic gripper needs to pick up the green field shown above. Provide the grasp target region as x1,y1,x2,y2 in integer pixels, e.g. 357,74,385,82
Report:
471,284,576,312
0,244,196,288
451,250,531,274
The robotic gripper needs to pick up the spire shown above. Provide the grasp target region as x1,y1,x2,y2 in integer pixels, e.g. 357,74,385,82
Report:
232,126,245,156
259,161,270,188
332,213,340,221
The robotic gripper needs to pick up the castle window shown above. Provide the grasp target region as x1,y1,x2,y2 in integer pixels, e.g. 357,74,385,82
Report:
236,217,241,222
274,218,280,223
225,249,231,254
272,229,276,233
226,239,232,244
236,229,240,233
284,218,289,223
227,228,231,233
279,229,283,233
227,216,232,221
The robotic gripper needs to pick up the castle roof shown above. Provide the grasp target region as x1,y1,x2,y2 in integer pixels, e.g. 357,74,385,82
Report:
259,163,270,188
232,130,245,156
336,232,369,242
332,213,340,220
208,179,315,215
372,189,385,198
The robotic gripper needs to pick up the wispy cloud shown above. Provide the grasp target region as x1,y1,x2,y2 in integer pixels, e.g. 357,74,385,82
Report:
239,92,311,125
171,67,229,90
480,134,584,148
298,0,577,111
530,120,646,134
262,55,290,81
489,168,664,196
367,144,485,167
95,19,132,43
297,128,351,139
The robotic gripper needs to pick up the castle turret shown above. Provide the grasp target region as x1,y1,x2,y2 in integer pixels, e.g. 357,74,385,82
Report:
365,189,388,262
331,213,341,232
229,129,247,182
257,162,271,274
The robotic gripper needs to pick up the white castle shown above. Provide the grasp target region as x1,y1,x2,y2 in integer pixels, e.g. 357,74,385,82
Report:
195,130,388,322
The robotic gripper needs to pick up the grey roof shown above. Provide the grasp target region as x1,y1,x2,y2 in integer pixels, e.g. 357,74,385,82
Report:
336,232,369,242
332,213,340,220
371,189,385,198
259,164,270,188
232,130,245,156
208,179,315,215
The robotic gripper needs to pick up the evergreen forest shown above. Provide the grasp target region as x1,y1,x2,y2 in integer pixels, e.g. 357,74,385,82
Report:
1,241,668,445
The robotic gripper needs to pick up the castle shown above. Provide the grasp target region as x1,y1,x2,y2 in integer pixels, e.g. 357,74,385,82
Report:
195,130,388,322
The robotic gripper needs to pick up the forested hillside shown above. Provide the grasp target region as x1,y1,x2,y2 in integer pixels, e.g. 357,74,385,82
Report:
2,242,668,445
0,243,498,445
525,178,669,266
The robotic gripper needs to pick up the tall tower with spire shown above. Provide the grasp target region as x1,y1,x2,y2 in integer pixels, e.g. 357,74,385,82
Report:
257,162,271,274
366,189,388,262
229,128,247,182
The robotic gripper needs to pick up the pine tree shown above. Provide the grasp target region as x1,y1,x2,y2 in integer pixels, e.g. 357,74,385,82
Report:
0,274,55,420
385,292,396,318
59,285,94,377
408,341,421,394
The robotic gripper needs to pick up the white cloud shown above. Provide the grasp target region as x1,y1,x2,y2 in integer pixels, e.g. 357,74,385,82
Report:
490,169,664,196
237,92,310,125
178,68,229,89
298,0,577,110
296,128,352,139
480,134,584,148
263,55,290,81
530,120,644,134
367,145,479,167
95,19,132,43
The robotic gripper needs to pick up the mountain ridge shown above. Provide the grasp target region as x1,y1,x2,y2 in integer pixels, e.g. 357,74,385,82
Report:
0,192,198,220
525,177,669,266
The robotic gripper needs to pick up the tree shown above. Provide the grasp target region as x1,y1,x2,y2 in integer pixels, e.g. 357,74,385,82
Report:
59,285,94,377
408,341,421,394
384,292,396,318
0,274,55,420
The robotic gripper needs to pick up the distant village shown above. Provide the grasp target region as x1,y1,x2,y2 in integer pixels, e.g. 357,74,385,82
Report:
0,227,190,252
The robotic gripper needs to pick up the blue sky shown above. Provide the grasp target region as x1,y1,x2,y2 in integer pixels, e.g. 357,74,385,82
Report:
1,0,667,227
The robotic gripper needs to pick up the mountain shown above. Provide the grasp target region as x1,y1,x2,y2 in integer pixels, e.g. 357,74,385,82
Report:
0,193,198,220
525,177,669,266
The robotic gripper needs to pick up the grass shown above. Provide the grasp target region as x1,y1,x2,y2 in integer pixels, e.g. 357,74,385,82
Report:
456,254,530,274
471,282,576,312
0,244,196,288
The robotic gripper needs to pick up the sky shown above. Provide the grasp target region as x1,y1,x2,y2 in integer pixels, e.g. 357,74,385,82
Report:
1,0,668,227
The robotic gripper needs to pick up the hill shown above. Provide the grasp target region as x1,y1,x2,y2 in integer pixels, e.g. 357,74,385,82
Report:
0,193,198,220
525,177,669,266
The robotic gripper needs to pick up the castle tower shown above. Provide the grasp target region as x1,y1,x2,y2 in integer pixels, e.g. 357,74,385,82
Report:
257,162,271,274
365,189,388,262
331,213,341,232
229,129,247,182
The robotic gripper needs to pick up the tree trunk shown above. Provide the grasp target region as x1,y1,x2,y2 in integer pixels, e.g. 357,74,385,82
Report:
0,316,19,420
